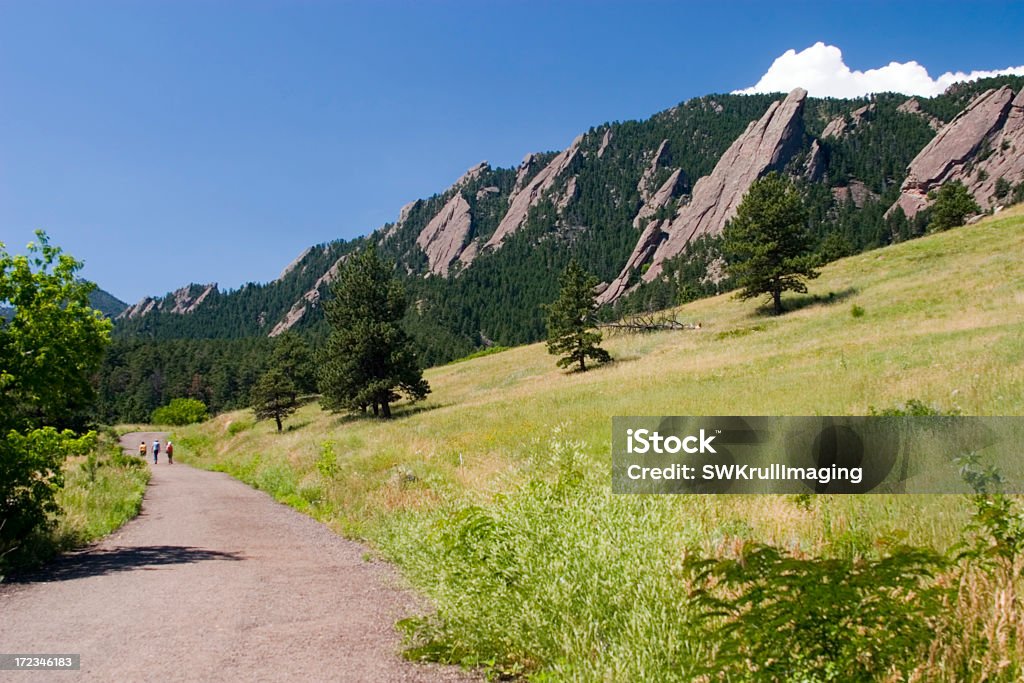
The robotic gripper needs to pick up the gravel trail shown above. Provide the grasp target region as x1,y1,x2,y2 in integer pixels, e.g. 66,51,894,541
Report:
0,432,471,682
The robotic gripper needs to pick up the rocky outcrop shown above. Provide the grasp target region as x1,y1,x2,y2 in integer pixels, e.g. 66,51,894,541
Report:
598,88,808,304
596,220,666,304
632,169,684,230
408,161,496,274
832,179,875,208
455,161,489,187
557,176,578,212
117,283,218,320
638,140,672,200
268,257,346,337
485,135,584,249
276,246,313,281
597,128,613,158
889,86,1017,218
972,88,1024,206
897,98,943,131
511,153,542,194
804,139,825,181
118,297,159,320
416,193,474,276
821,103,874,139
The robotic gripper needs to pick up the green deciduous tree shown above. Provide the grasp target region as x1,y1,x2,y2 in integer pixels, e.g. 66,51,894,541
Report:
545,259,611,372
928,180,981,232
151,397,209,425
251,368,298,432
1,232,110,566
723,173,820,315
318,248,429,418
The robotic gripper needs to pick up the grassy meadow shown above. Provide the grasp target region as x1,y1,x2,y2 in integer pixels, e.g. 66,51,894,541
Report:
171,206,1024,680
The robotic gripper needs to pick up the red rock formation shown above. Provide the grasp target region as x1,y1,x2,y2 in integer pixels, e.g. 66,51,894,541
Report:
897,98,943,132
416,193,473,276
889,86,1017,218
117,283,219,320
598,89,808,303
485,135,584,249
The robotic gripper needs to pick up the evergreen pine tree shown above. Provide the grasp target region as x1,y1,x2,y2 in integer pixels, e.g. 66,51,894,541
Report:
251,368,298,432
318,247,429,418
270,332,316,395
723,173,819,315
927,181,981,232
545,259,611,372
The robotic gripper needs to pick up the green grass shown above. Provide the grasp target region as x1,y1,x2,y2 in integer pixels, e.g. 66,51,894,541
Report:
4,436,150,576
173,207,1024,680
54,443,150,547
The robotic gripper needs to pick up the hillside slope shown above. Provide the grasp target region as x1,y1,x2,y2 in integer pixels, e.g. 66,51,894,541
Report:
171,207,1024,680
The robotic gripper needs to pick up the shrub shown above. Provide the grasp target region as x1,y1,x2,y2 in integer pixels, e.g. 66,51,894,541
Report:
227,419,253,436
994,176,1012,200
850,304,865,318
151,398,208,425
684,542,949,682
0,429,97,570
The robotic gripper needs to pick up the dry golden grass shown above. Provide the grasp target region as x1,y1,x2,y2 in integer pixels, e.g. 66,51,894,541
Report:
165,208,1024,679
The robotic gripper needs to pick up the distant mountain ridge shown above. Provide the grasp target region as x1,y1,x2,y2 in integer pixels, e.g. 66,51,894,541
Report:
114,75,1024,361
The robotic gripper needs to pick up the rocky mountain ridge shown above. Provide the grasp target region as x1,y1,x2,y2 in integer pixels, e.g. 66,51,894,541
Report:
115,76,1024,350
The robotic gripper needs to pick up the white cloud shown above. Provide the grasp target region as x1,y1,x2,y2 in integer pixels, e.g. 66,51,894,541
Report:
734,42,1024,98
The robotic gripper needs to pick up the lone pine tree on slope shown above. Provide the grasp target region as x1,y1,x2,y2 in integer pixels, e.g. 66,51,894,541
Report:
317,247,429,418
251,368,298,432
723,172,819,315
545,259,611,372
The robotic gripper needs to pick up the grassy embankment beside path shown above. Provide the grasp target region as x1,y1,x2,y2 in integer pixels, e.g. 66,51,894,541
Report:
4,430,150,576
172,206,1024,680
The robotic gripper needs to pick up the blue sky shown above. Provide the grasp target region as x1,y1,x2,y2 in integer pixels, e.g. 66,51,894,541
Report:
2,0,1022,304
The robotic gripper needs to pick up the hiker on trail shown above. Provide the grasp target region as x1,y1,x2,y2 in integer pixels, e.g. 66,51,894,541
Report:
153,439,160,464
139,441,147,458
166,440,174,465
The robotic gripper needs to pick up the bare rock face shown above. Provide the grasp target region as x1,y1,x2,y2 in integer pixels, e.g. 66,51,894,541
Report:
968,87,1024,207
897,98,943,131
118,283,218,320
117,297,158,320
821,103,874,139
268,256,346,337
889,86,1016,218
512,153,542,194
485,135,584,249
832,179,876,208
597,128,613,158
455,161,489,187
638,140,672,201
632,169,684,230
598,88,808,303
276,246,313,281
407,161,495,274
804,139,825,181
596,219,666,305
416,193,474,276
557,175,578,212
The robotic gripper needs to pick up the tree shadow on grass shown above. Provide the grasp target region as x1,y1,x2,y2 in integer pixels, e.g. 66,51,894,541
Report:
8,545,245,583
327,401,448,427
754,287,859,316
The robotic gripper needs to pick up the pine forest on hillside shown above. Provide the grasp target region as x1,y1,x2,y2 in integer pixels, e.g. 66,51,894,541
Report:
97,75,1024,423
